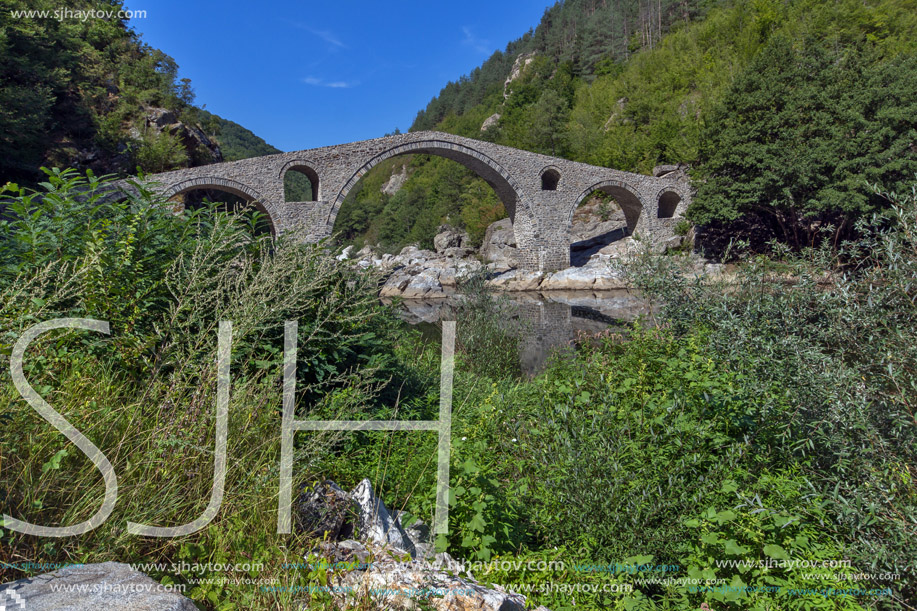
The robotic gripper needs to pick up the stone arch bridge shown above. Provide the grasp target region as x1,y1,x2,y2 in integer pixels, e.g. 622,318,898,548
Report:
147,131,690,272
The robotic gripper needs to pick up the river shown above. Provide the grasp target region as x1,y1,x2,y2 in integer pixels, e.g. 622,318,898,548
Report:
384,289,655,376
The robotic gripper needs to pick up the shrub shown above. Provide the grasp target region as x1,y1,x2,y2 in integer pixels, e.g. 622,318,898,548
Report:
0,170,409,609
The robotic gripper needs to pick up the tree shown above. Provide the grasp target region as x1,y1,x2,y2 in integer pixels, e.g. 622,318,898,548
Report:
529,89,570,156
690,36,917,251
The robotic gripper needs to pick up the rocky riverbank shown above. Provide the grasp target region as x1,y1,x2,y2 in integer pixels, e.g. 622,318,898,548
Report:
339,203,720,299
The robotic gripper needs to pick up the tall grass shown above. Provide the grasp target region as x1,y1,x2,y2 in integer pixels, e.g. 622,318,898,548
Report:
0,170,407,608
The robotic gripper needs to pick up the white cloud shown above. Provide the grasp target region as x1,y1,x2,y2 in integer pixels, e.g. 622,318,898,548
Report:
302,76,358,89
291,23,346,49
461,26,490,54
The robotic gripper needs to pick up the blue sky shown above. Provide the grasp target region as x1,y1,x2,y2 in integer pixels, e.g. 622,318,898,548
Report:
131,1,553,152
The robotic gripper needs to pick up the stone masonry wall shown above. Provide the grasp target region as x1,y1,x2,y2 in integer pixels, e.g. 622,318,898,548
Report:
146,131,692,272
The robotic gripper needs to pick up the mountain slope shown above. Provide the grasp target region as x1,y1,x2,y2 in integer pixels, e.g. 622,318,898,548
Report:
0,0,280,185
335,0,917,254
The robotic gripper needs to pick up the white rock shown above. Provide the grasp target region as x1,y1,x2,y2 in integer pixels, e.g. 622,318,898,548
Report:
336,245,354,261
350,479,415,556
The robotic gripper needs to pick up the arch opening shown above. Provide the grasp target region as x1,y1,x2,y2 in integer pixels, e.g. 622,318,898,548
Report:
569,183,644,266
658,191,681,218
332,154,510,254
283,164,319,202
541,168,560,191
331,141,532,262
167,184,275,236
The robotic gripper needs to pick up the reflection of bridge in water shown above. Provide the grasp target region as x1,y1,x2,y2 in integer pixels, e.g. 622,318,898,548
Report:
390,290,654,376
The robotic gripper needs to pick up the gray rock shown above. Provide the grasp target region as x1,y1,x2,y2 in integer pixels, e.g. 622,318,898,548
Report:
146,107,177,128
380,270,414,297
442,246,473,259
481,112,501,132
596,237,640,258
401,516,436,561
0,562,197,610
382,164,409,196
330,542,527,611
336,245,354,261
480,218,518,267
350,479,415,556
487,269,545,291
295,479,358,539
662,235,685,253
433,227,469,254
401,269,443,299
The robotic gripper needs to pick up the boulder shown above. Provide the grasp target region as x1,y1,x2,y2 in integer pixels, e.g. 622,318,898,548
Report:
442,246,473,259
350,479,415,556
314,539,527,611
146,107,177,128
481,112,501,132
337,564,527,611
541,266,600,291
433,227,469,254
662,235,685,253
295,479,359,539
379,270,414,297
480,218,518,267
401,269,444,299
487,270,545,291
382,165,409,196
596,237,640,258
336,245,354,261
0,562,197,610
287,479,540,610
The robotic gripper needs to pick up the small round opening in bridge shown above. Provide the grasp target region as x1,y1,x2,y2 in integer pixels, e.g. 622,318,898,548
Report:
657,191,681,218
283,165,319,202
541,168,560,191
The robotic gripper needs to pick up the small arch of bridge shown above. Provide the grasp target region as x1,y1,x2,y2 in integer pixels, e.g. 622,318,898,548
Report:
160,176,278,234
571,179,646,235
539,166,562,191
654,186,688,219
280,159,320,201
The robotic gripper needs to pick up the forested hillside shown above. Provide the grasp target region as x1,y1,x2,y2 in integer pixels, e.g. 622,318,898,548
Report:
336,0,917,255
0,0,279,185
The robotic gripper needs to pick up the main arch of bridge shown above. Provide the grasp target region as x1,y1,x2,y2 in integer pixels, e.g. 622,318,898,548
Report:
146,131,690,272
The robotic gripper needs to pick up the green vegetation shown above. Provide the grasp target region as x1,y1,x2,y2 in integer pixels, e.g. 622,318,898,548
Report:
196,109,282,161
0,170,411,608
0,0,282,186
1,170,915,610
336,0,917,256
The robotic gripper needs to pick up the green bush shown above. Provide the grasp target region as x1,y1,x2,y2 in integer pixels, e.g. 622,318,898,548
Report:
0,169,410,608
